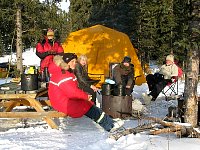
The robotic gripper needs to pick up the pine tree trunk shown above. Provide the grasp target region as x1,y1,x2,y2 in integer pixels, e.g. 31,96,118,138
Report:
184,0,200,127
16,6,23,74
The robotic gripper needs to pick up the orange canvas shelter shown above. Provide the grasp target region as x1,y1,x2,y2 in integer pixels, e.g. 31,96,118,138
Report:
62,25,146,85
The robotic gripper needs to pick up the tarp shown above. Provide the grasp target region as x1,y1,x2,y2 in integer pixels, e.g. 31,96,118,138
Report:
62,25,146,85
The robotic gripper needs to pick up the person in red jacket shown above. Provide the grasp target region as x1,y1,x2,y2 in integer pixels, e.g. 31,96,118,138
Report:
36,29,64,72
48,53,124,132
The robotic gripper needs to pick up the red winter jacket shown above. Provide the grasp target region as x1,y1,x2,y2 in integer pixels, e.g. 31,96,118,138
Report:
36,38,64,72
48,62,94,118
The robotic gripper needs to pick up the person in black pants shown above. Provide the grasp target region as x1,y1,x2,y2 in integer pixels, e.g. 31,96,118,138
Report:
145,73,171,101
143,54,178,104
74,54,98,104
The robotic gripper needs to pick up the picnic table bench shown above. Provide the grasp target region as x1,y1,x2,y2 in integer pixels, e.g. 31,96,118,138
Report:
0,82,67,129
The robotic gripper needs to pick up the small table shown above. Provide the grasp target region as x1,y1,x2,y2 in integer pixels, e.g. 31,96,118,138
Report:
0,83,66,129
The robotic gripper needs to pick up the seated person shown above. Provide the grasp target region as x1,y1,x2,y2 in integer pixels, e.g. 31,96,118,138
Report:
48,53,123,132
74,54,98,104
112,56,135,96
143,54,178,104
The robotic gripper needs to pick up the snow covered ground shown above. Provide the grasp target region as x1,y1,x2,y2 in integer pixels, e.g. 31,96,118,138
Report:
0,49,200,150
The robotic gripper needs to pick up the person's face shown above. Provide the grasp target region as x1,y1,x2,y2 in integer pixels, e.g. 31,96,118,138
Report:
79,58,87,66
166,60,173,65
47,35,54,40
123,62,130,67
68,58,77,69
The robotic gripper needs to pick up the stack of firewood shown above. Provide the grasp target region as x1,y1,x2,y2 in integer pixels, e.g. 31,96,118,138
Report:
146,117,200,138
109,117,200,141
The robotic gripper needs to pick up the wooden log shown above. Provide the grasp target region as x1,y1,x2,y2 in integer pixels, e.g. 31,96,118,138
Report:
150,126,182,135
145,117,200,138
182,127,200,138
109,123,154,140
144,117,183,128
0,111,67,118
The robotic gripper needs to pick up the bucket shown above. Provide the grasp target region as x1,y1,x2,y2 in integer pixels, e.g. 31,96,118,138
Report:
102,95,132,118
101,83,114,95
21,74,38,91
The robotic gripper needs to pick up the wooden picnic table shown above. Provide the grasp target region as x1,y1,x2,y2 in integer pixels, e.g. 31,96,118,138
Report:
0,82,66,129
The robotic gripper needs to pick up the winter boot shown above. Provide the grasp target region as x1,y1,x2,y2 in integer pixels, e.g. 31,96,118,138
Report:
109,118,124,133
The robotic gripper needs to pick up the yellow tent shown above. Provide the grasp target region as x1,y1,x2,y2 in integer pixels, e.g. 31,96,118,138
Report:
62,25,146,85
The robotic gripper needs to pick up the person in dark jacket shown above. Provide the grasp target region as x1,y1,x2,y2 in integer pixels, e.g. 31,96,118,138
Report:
48,53,124,132
36,29,64,72
112,56,135,96
74,54,98,104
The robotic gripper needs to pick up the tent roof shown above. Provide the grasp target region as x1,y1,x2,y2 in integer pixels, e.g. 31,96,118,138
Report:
62,25,146,85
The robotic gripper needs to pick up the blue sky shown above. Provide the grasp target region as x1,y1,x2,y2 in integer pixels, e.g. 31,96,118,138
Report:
39,0,70,12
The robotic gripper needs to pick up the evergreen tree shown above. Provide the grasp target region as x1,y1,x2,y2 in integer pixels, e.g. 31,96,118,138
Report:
137,0,160,62
69,0,139,45
69,0,92,31
137,0,190,65
89,0,138,43
173,0,191,67
0,0,16,54
0,0,68,55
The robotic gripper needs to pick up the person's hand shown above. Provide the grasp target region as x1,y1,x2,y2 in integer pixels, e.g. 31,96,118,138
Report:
126,85,131,88
48,50,57,55
90,85,98,92
171,78,176,83
88,95,92,101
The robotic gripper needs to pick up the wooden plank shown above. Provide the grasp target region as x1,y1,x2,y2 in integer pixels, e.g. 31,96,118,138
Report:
0,94,65,129
0,101,21,107
0,99,50,107
0,99,30,107
39,100,51,106
0,94,36,99
3,101,19,112
26,98,61,129
0,111,66,118
35,88,48,98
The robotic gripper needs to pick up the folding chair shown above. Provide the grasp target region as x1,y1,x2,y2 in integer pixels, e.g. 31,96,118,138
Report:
162,66,183,101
